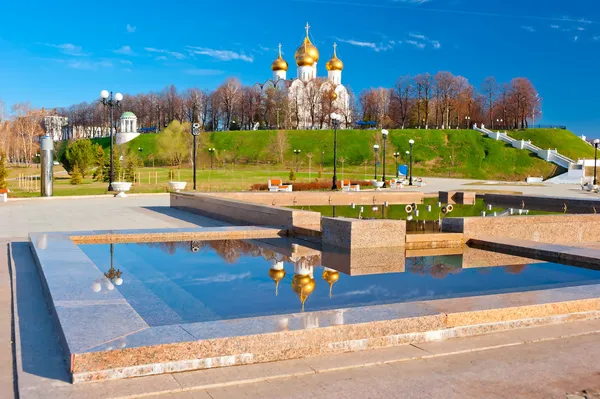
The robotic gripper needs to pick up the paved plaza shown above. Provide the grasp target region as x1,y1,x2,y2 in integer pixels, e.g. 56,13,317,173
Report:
1,180,600,398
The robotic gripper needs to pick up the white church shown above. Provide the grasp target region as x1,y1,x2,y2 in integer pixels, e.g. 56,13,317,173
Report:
254,23,350,129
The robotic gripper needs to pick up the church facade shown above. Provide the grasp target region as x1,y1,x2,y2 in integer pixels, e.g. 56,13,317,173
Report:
253,23,350,129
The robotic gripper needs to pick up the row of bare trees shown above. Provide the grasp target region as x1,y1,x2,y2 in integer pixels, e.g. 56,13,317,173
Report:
361,73,540,130
0,102,45,163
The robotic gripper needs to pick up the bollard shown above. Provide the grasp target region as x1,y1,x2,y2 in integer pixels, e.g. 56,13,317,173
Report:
40,136,53,197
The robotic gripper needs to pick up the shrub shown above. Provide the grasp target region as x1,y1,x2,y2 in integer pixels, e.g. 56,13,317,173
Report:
0,152,7,190
317,166,323,178
289,168,296,181
70,165,83,185
102,149,121,182
61,139,96,177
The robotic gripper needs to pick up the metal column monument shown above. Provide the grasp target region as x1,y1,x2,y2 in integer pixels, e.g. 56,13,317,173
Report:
191,123,200,190
40,135,53,197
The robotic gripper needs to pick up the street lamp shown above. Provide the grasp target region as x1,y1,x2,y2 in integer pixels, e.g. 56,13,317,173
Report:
408,139,415,186
465,116,471,129
381,129,389,187
293,149,301,173
594,139,600,186
330,112,341,190
393,152,400,178
496,118,504,129
100,90,123,191
208,148,216,170
191,123,201,190
373,144,380,180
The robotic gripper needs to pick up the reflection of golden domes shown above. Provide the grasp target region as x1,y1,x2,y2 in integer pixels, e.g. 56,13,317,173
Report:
292,274,315,311
330,91,338,101
326,43,343,71
295,23,319,66
269,268,286,296
271,43,288,72
322,269,339,297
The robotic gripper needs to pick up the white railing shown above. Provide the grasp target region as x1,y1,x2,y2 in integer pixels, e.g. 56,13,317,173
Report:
474,124,574,170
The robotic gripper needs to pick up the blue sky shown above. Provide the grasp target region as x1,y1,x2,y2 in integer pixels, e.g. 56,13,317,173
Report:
0,0,599,135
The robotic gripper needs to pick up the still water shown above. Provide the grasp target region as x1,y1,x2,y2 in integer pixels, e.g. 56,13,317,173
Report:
79,239,600,326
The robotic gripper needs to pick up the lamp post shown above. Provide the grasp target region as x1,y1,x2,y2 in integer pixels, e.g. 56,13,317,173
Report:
293,149,301,172
594,139,600,186
393,152,400,178
330,113,341,190
373,144,380,180
208,148,215,170
381,129,389,187
100,90,123,191
465,116,471,129
496,118,504,129
191,123,200,190
408,139,415,186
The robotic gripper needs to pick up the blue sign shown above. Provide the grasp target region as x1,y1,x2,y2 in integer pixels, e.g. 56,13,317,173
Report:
399,165,408,176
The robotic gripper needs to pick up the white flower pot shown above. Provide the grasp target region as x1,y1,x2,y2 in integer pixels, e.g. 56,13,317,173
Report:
168,181,187,192
112,182,132,198
372,181,384,190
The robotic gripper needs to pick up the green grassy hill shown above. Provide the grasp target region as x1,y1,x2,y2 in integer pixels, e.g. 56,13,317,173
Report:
92,128,577,180
507,129,593,160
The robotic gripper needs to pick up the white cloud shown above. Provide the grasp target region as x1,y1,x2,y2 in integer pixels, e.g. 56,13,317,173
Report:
186,46,254,62
184,68,225,76
126,24,136,33
406,40,426,49
409,33,426,40
120,60,132,65
335,38,395,52
392,0,431,3
550,25,560,29
189,272,251,284
574,36,579,41
144,47,186,60
577,27,586,31
42,43,88,56
67,60,112,70
114,45,134,55
594,36,600,41
521,26,535,32
155,56,168,61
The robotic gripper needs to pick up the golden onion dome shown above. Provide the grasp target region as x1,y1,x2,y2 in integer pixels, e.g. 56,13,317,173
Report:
326,43,344,71
271,43,288,72
322,269,340,297
295,23,319,66
296,53,315,67
292,273,316,311
269,268,286,296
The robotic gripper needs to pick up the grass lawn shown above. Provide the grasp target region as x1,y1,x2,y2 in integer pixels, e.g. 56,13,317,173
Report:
507,129,594,160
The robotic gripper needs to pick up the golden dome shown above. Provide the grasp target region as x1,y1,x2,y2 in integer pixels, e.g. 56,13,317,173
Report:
325,43,343,71
269,267,286,296
292,273,316,311
271,43,288,72
322,269,340,297
295,23,319,66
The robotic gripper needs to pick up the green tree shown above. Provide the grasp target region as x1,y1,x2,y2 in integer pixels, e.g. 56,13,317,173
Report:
123,153,139,182
157,121,190,167
70,165,83,185
0,152,8,190
93,144,105,181
61,139,96,177
102,149,121,183
289,168,296,181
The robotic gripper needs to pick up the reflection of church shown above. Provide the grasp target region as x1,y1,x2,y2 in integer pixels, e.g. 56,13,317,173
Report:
254,23,351,129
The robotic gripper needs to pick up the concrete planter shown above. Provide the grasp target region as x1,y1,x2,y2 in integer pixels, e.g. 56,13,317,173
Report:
168,181,187,192
111,182,132,198
372,181,384,190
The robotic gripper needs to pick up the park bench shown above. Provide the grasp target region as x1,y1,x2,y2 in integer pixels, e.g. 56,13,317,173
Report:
341,180,360,192
268,180,293,192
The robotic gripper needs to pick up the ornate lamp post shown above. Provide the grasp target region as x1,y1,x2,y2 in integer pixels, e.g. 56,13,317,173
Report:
465,116,471,129
373,144,380,180
100,90,123,191
330,112,341,190
191,123,200,190
381,129,389,187
293,149,301,172
594,139,600,186
408,139,415,186
208,148,216,170
393,152,400,178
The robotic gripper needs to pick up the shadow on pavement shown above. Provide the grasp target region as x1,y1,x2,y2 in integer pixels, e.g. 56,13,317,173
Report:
11,242,70,384
141,206,228,227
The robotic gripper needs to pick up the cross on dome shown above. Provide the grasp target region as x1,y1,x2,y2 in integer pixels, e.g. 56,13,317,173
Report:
305,22,310,37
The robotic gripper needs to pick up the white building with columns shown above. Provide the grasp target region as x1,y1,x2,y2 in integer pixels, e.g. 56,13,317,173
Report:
254,23,350,129
116,111,140,144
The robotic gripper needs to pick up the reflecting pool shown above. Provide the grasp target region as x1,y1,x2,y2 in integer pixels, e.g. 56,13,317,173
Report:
79,239,600,326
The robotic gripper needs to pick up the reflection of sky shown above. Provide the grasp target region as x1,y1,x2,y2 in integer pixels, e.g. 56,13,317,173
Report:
79,241,600,327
